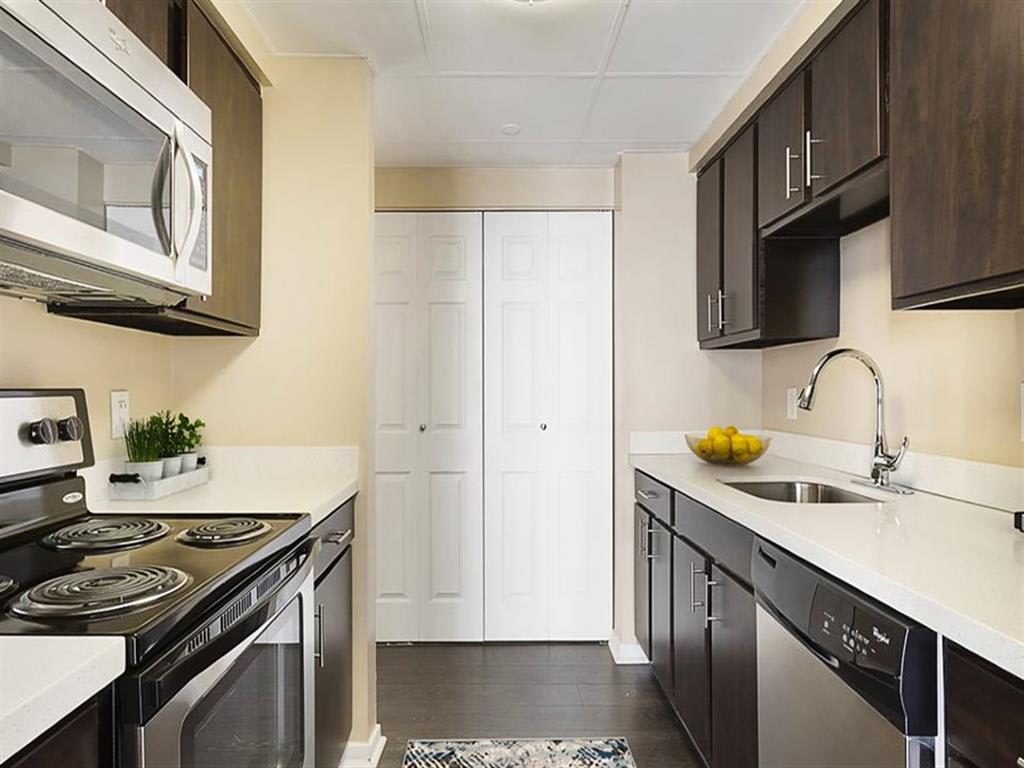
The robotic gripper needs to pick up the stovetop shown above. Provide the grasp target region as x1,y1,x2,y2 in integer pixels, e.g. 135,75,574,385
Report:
0,476,309,666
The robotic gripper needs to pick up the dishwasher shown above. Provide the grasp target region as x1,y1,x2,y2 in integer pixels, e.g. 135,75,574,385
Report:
752,538,937,768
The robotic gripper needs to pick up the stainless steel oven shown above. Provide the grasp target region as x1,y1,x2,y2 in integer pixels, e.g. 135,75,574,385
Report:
0,0,212,304
121,539,319,768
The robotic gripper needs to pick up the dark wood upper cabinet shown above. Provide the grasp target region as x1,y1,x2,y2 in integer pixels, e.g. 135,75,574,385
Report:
757,73,807,227
944,641,1024,768
808,0,885,197
105,0,183,77
890,0,1024,309
696,162,722,342
709,566,757,768
672,536,711,761
184,0,263,331
722,125,757,335
634,505,651,661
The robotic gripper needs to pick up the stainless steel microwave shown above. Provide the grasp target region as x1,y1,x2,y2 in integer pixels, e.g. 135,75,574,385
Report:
0,0,212,305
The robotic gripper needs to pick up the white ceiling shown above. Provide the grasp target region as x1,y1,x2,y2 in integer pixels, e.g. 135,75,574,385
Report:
243,0,803,168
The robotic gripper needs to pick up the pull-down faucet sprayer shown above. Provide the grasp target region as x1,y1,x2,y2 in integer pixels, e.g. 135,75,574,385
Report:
798,348,912,494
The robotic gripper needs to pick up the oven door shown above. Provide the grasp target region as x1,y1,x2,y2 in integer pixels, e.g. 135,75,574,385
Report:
126,540,317,768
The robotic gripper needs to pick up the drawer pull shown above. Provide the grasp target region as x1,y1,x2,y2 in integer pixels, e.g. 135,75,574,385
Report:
1016,758,1024,768
637,489,659,501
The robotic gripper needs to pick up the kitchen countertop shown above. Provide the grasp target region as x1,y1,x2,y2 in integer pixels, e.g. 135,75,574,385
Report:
0,636,125,763
631,452,1024,680
87,446,359,526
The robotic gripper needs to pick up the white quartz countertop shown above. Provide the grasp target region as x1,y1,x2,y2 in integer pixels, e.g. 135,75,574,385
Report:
87,446,359,526
630,452,1024,680
0,636,125,763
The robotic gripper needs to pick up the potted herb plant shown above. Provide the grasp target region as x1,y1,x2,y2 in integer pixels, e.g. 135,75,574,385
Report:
125,418,163,482
153,411,183,477
176,413,205,472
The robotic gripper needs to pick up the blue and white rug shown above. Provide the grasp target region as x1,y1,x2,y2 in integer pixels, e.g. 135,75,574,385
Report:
403,738,636,768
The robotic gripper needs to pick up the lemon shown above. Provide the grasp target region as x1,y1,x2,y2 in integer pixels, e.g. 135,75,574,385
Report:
707,426,723,441
734,453,753,464
696,438,713,459
724,425,739,437
731,435,749,456
712,434,731,459
747,436,763,456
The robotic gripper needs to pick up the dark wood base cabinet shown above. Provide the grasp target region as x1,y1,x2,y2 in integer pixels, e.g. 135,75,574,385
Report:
944,641,1024,768
634,505,651,661
672,536,711,760
649,517,674,696
8,696,107,768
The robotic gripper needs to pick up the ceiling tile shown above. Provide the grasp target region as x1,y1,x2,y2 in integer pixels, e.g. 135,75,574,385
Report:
607,0,802,74
424,0,622,74
375,141,452,167
583,76,739,142
374,77,448,146
245,0,428,73
447,141,579,166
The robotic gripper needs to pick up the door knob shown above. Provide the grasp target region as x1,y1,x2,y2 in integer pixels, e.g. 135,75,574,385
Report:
418,424,426,432
540,423,547,431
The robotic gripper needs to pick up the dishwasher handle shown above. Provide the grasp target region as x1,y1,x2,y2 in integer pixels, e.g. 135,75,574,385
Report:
757,591,840,670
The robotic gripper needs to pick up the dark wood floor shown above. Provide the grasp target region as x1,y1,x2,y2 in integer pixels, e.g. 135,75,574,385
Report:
376,643,701,768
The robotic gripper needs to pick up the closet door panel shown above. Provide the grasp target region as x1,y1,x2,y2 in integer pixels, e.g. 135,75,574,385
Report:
373,213,421,641
547,212,613,641
417,213,484,641
484,212,551,641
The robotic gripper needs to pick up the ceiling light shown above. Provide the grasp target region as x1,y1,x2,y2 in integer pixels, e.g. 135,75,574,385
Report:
500,123,522,136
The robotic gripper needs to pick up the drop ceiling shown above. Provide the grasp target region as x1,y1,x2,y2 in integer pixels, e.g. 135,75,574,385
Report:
243,0,804,167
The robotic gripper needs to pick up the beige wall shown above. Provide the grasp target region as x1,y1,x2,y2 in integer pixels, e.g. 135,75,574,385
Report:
375,166,614,210
170,56,377,742
762,219,1024,468
613,153,762,645
0,298,173,461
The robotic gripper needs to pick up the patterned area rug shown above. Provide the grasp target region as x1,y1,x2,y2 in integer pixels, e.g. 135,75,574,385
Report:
403,738,636,768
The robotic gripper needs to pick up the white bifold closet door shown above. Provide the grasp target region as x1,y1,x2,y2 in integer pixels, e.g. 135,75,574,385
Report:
373,212,484,642
483,211,612,641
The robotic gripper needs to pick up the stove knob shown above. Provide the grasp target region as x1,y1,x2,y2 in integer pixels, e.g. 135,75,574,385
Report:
28,418,58,445
58,416,84,443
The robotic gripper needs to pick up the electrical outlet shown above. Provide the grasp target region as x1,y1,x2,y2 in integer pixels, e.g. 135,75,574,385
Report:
787,387,799,421
111,390,130,439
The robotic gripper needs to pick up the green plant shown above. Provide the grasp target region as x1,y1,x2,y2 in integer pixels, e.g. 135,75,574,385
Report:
125,418,161,463
176,413,206,453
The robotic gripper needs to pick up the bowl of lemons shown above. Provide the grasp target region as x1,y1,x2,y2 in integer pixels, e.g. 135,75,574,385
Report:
685,426,770,465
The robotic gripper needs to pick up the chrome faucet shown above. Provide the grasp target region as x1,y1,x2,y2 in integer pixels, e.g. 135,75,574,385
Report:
798,348,912,494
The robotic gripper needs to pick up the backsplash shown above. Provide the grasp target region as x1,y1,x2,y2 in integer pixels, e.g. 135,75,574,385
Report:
0,297,173,461
762,218,1024,468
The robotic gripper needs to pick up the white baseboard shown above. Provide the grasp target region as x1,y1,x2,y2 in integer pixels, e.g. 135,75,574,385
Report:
607,631,649,665
340,724,387,768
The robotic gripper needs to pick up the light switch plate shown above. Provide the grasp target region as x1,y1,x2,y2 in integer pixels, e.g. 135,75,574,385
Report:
787,387,799,421
111,390,129,439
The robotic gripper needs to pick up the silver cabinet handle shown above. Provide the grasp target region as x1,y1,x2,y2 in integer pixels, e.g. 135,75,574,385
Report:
805,130,825,187
705,579,722,628
314,604,325,669
717,290,730,329
647,527,667,561
706,293,714,334
1016,757,1024,768
325,529,353,547
784,145,801,200
418,424,426,432
689,562,704,613
637,489,658,501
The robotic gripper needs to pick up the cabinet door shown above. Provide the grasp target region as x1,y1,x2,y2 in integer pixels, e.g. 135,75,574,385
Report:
890,0,1024,303
634,505,651,660
315,552,353,768
649,518,673,692
808,0,883,197
672,537,711,761
722,126,757,335
696,162,721,342
185,1,263,330
105,0,175,71
757,73,807,227
9,698,101,768
709,566,758,768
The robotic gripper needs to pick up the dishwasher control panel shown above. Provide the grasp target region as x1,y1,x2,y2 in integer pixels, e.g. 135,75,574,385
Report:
809,584,906,674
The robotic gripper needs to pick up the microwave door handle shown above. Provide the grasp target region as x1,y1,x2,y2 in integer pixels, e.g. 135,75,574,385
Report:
173,123,203,263
150,135,173,257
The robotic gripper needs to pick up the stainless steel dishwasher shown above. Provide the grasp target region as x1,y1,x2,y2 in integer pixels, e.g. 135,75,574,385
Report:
752,538,937,768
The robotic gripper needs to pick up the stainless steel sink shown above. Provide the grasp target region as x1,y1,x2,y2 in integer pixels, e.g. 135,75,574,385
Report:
723,480,880,504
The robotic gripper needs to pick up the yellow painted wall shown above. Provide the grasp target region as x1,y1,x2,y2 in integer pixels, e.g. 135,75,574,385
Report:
375,166,614,210
762,220,1024,467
